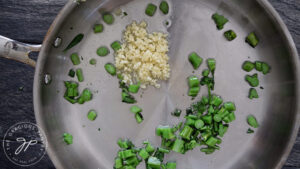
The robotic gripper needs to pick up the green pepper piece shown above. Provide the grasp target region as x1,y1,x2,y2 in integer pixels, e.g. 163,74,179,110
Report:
188,87,200,97
104,63,116,76
145,3,157,16
188,52,203,70
242,61,255,72
247,128,254,134
249,88,259,99
212,13,228,30
128,82,140,93
147,156,161,169
70,53,81,65
172,138,185,154
262,62,271,75
87,110,97,121
246,32,259,48
76,68,84,82
97,46,110,56
224,30,237,41
207,58,216,73
159,1,169,14
188,76,200,88
89,58,97,65
245,73,259,87
111,41,122,51
202,69,210,77
102,13,114,24
68,69,75,77
93,24,104,33
63,133,73,145
247,115,259,128
255,61,263,71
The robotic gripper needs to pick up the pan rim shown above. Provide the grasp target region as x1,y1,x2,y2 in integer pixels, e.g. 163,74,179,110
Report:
33,0,300,169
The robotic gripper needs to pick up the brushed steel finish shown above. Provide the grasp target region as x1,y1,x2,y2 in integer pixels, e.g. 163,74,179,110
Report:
32,0,299,169
0,35,41,67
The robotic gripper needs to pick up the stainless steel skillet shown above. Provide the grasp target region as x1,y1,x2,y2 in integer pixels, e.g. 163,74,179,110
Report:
0,0,299,169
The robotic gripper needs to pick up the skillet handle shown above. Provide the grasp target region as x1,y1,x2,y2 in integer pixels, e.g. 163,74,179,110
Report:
0,35,42,67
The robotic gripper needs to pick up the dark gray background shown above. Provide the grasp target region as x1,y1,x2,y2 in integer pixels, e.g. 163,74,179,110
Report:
0,0,299,168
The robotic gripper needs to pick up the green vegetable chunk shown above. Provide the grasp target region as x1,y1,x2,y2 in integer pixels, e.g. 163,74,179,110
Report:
104,63,116,76
166,162,176,169
202,69,210,77
262,62,271,75
130,105,142,114
93,24,104,33
63,133,73,145
102,13,114,25
255,61,263,71
68,69,75,77
245,73,259,87
89,58,97,65
223,102,236,111
159,1,169,15
212,13,228,30
111,41,122,51
247,128,255,134
128,82,140,93
122,92,137,104
188,52,203,70
188,76,200,88
224,30,237,41
249,88,259,99
97,46,110,56
180,125,193,140
64,33,84,52
247,115,259,128
139,149,149,160
70,53,81,65
172,138,185,154
207,58,216,73
200,147,215,154
76,68,84,82
246,32,259,48
171,109,182,117
147,156,161,169
87,110,97,121
156,125,176,140
188,87,200,97
114,158,123,168
242,61,255,72
135,113,144,124
218,124,228,137
145,3,157,16
206,137,218,147
194,119,204,129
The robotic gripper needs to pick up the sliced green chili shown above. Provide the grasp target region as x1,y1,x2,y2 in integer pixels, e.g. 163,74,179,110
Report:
135,113,144,124
130,105,142,114
93,24,104,33
188,76,200,88
70,53,81,65
195,119,204,129
105,63,116,76
147,156,161,169
97,46,110,56
76,68,84,82
188,52,203,70
188,87,200,97
122,92,137,104
247,115,259,128
87,110,97,121
207,58,216,73
249,88,259,99
139,149,149,160
172,138,185,154
262,62,271,75
223,102,236,111
255,61,263,71
224,30,237,41
145,3,157,16
102,13,114,25
242,61,255,72
212,13,228,30
246,32,259,48
159,1,169,15
64,33,84,52
166,162,176,169
245,73,259,87
89,58,97,65
180,125,194,140
202,69,210,77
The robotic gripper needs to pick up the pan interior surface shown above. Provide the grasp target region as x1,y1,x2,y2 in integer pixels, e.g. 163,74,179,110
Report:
36,0,298,168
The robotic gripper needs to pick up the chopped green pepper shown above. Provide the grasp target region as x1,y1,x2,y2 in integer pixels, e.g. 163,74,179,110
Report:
63,133,73,145
130,105,142,114
172,139,185,154
135,113,144,124
242,61,255,72
68,69,75,77
128,82,140,93
194,119,204,129
139,149,149,160
207,58,216,73
224,30,237,41
246,32,259,48
111,41,122,51
70,53,81,65
102,13,114,25
245,73,259,87
97,46,110,56
188,76,200,88
262,62,271,75
188,87,200,97
76,68,84,82
247,115,259,128
159,1,169,15
93,24,104,33
188,52,203,70
247,128,254,134
89,58,97,65
202,69,210,77
87,110,97,121
255,61,263,71
223,102,236,111
249,88,259,99
104,63,116,76
212,13,228,30
145,3,157,16
147,156,161,169
122,92,136,104
166,162,176,169
171,109,182,117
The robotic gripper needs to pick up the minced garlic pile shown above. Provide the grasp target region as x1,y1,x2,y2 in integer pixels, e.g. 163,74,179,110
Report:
115,21,170,88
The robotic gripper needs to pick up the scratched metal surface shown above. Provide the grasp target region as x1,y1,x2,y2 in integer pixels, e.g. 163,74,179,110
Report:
0,0,299,168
